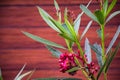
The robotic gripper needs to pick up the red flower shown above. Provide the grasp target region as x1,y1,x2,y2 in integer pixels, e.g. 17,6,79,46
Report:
59,50,100,76
59,52,77,75
87,62,100,76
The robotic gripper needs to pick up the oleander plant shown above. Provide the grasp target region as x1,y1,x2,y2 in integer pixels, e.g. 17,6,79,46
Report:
0,0,120,80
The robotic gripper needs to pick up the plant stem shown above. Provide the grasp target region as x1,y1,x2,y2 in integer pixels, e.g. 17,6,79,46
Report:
101,24,107,80
76,41,84,55
104,72,107,80
65,39,73,52
74,57,92,80
101,24,105,62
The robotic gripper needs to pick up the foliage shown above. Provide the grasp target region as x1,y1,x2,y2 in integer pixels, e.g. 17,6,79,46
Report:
1,0,119,80
22,0,119,80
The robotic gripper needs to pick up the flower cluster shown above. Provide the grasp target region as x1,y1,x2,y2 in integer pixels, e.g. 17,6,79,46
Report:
67,10,76,24
59,50,99,76
59,52,77,75
87,62,100,76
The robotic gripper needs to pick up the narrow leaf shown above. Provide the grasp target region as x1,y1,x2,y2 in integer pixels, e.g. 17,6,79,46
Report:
103,0,108,16
106,11,120,23
49,18,66,33
66,67,79,73
80,20,92,40
37,6,60,32
85,38,92,64
106,25,120,54
74,17,81,34
46,45,62,58
16,71,32,80
94,10,104,25
96,41,120,79
64,8,68,20
97,58,107,80
54,0,60,12
90,43,103,67
106,0,117,16
105,42,120,72
22,31,66,49
14,64,26,80
97,28,102,38
65,19,77,40
74,0,92,35
59,33,75,42
74,0,92,24
54,0,61,22
62,23,74,48
80,5,99,24
62,23,71,34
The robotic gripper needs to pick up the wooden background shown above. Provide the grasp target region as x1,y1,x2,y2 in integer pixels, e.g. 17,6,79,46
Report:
0,0,120,80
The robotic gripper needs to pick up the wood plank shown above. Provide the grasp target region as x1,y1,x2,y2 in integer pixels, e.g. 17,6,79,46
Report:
0,49,120,79
0,5,120,28
0,27,120,49
0,0,120,80
0,0,120,5
1,70,120,80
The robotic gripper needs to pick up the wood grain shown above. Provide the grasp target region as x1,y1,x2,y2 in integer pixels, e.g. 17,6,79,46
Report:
0,0,120,80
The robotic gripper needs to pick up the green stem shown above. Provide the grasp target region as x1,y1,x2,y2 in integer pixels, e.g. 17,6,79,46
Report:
76,41,84,56
65,39,73,52
104,72,107,80
101,24,105,62
101,24,107,80
74,57,92,80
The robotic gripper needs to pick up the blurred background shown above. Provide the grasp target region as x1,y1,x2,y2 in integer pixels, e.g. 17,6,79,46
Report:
0,0,120,80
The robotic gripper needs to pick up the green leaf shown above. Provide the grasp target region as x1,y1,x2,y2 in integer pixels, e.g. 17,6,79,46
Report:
105,42,120,72
62,24,74,47
66,67,79,73
22,31,66,49
80,5,99,24
94,10,104,25
0,69,3,80
106,0,117,16
90,43,103,67
37,6,60,32
33,78,81,80
64,8,68,20
54,0,60,13
85,38,92,64
74,0,92,24
80,20,92,40
65,19,77,40
106,25,120,54
59,33,75,42
97,28,102,38
106,11,120,23
49,18,66,33
74,17,81,34
74,0,92,35
54,0,61,22
62,23,71,34
45,45,62,58
97,57,107,80
103,0,108,17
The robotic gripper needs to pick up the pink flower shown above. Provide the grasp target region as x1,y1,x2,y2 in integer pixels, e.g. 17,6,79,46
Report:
59,50,100,76
87,62,100,76
59,52,77,75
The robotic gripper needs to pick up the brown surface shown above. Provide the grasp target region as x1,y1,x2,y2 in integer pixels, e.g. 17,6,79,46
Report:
0,0,120,80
